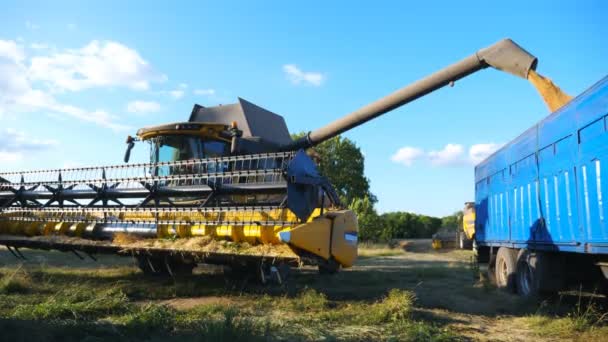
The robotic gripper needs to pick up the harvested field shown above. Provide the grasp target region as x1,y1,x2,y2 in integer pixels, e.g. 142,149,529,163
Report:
0,240,606,341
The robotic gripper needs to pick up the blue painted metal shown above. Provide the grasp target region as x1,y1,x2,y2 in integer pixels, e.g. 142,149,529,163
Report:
286,149,341,221
475,75,608,255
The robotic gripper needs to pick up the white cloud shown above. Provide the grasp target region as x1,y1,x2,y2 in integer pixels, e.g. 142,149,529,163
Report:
29,40,166,92
0,39,129,131
30,42,49,50
193,88,216,96
283,64,325,86
127,100,161,114
0,128,58,150
0,128,58,163
168,83,188,99
169,90,184,99
391,146,424,166
391,142,502,167
429,144,466,166
469,143,502,164
0,151,22,163
0,40,25,63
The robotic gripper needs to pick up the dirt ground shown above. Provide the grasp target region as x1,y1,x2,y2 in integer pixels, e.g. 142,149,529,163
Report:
0,240,606,341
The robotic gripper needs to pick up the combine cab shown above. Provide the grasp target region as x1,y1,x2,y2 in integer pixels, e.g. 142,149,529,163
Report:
0,39,541,281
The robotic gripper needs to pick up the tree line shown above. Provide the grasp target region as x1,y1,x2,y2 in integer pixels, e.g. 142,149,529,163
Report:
293,133,462,241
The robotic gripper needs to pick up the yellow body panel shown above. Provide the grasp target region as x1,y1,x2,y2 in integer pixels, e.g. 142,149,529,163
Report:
277,209,359,268
432,239,442,250
462,202,476,240
137,123,230,142
327,210,358,267
284,217,332,259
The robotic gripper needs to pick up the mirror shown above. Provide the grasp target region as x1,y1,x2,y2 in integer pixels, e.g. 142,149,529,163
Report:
124,136,136,163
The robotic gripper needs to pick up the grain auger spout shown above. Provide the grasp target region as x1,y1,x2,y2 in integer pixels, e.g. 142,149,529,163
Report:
284,38,538,151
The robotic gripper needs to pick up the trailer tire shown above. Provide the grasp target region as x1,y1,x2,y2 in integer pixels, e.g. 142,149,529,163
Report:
487,251,497,286
515,249,559,297
495,247,518,292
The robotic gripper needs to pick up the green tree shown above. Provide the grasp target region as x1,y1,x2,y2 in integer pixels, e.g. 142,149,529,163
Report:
378,211,443,240
440,211,463,231
349,197,381,241
291,133,375,205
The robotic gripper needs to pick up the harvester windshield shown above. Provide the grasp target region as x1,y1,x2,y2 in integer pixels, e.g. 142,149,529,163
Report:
150,135,229,163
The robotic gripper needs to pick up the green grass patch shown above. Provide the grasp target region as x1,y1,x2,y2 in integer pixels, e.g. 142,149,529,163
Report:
0,266,32,294
11,287,131,320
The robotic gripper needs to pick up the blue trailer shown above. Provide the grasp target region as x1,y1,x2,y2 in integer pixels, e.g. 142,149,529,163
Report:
474,76,608,296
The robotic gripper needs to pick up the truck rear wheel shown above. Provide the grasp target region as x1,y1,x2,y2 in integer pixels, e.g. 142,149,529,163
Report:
515,249,561,297
495,247,518,292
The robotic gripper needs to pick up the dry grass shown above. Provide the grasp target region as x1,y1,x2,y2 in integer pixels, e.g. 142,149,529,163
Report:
112,232,142,245
357,242,405,257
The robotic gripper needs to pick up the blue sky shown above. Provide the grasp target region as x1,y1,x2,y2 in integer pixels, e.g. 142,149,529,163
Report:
0,1,606,216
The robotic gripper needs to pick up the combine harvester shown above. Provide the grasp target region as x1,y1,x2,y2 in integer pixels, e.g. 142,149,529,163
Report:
0,39,571,283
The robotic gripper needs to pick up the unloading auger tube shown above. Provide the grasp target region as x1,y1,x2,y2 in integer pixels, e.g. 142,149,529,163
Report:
284,38,537,150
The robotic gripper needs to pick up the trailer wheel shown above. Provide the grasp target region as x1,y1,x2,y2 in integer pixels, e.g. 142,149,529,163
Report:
515,249,559,297
516,250,539,297
487,250,497,286
495,247,518,292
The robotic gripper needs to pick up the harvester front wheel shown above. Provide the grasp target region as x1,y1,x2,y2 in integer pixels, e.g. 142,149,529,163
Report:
318,258,340,275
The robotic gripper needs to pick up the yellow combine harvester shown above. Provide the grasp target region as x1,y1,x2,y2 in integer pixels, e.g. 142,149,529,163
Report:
0,39,544,282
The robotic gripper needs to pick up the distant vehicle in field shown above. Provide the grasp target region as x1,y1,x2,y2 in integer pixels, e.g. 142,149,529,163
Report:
473,76,608,296
432,228,458,250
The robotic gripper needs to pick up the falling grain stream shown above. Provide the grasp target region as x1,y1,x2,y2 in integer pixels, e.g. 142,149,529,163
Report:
527,69,572,112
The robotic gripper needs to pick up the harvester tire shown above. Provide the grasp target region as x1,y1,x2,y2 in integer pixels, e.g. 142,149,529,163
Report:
495,247,518,292
318,258,340,275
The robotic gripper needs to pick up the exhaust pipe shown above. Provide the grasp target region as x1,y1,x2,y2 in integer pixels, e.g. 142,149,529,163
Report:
284,39,537,150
